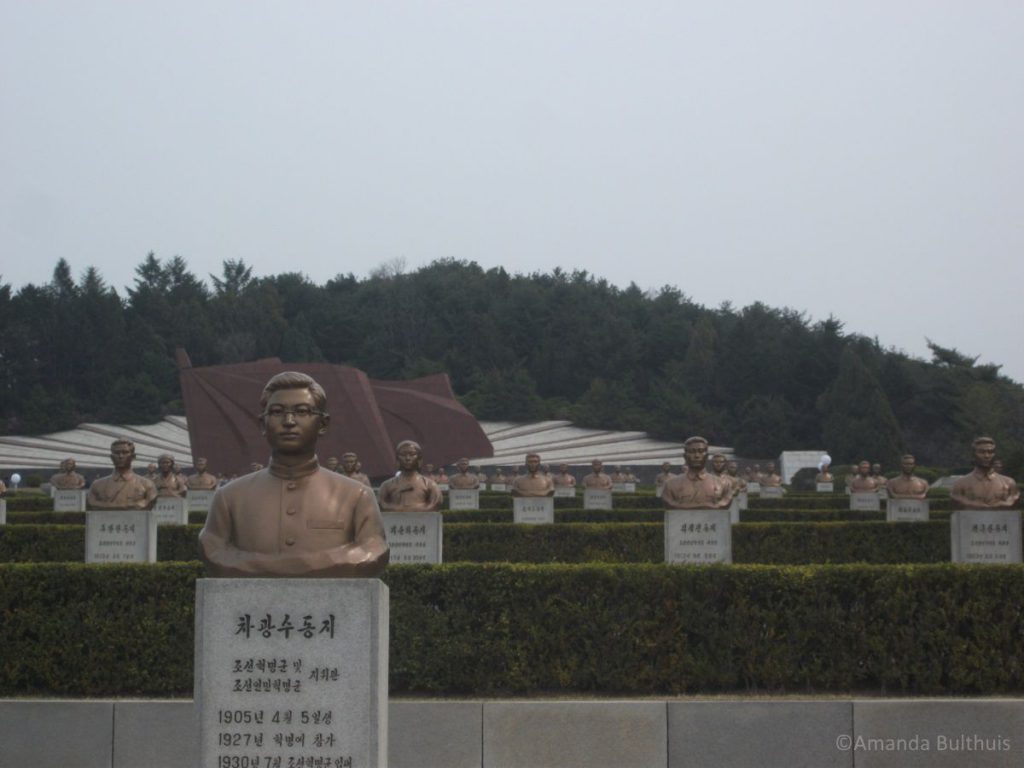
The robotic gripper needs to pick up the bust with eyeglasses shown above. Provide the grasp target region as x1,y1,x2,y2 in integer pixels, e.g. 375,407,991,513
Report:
198,371,389,577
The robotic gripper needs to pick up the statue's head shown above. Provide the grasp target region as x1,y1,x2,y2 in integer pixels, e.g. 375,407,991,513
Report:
325,456,339,471
258,372,329,457
457,457,470,474
591,459,603,473
971,437,996,470
158,453,175,474
900,454,916,475
683,436,709,471
726,460,738,475
858,460,871,476
65,458,77,473
710,454,727,473
341,452,359,474
525,453,541,474
196,457,208,473
110,439,136,470
396,440,422,472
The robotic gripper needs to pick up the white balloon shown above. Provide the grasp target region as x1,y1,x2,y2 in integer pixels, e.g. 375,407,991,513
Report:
10,473,22,484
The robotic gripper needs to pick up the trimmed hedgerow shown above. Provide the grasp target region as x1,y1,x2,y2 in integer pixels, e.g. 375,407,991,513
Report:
0,562,1021,697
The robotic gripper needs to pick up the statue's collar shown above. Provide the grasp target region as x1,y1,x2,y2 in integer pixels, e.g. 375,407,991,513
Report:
269,456,320,480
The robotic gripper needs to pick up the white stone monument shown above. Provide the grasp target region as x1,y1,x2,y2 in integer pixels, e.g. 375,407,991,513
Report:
188,489,216,513
447,488,479,510
728,497,740,525
85,510,157,563
195,578,388,768
849,492,881,512
554,486,576,499
747,482,762,496
738,491,748,511
816,482,834,493
490,483,507,492
513,496,554,525
760,486,784,500
886,498,929,522
664,509,732,564
53,489,87,512
583,488,613,510
152,496,188,525
381,511,442,564
950,510,1022,564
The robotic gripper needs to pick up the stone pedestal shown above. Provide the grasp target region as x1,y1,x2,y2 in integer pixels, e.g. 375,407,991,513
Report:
438,484,449,492
664,509,732,564
447,489,479,510
85,510,157,563
728,498,740,525
188,490,216,513
816,482,834,493
886,498,930,522
950,510,1022,564
554,486,576,499
738,491,748,511
583,489,613,510
760,486,784,500
747,482,761,496
850,492,881,512
53,489,87,512
655,485,664,499
195,578,388,768
153,496,188,526
382,511,442,564
490,483,507,492
612,483,627,493
513,497,554,525
0,499,5,525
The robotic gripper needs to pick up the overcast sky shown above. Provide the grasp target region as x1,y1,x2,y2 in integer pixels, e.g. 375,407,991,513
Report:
2,1,1022,383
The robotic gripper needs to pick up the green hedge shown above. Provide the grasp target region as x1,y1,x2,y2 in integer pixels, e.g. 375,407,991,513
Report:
1,562,1022,697
3,521,1006,565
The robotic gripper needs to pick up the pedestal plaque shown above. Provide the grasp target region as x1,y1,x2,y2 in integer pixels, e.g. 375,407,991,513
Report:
664,509,732,564
950,510,1022,564
381,511,442,564
85,510,157,563
152,496,188,525
0,499,5,525
816,482,834,493
760,486,784,499
728,498,739,524
53,489,87,512
624,482,636,493
612,483,627,493
513,496,554,525
437,484,449,492
189,490,217,513
655,485,664,499
886,498,930,522
447,489,479,510
877,488,889,499
490,483,507,492
850,492,881,512
195,578,388,768
738,491,748,511
747,482,761,495
554,486,576,499
583,488,613,510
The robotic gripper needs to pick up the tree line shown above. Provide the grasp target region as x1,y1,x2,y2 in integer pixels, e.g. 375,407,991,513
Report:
2,255,1021,473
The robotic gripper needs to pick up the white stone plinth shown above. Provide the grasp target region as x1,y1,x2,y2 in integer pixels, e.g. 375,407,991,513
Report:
438,484,449,492
188,490,216,512
664,509,732,564
513,497,554,525
760,486,784,499
382,511,442,564
447,489,479,510
747,482,762,495
728,498,739,525
816,483,834,493
490,483,507,492
655,485,664,499
195,578,388,768
850,492,881,512
85,510,157,563
886,498,930,522
53,489,87,512
583,489,613,510
0,499,5,525
554,486,576,499
738,491,748,511
152,496,188,526
950,510,1022,564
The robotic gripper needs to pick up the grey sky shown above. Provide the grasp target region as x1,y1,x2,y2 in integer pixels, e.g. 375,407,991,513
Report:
3,1,1022,382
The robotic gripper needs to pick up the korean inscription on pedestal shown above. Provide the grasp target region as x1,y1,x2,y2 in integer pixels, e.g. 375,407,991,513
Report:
664,509,732,564
554,486,575,498
950,510,1022,564
381,511,442,564
816,482,834,493
850,492,881,512
189,489,217,512
583,488,613,510
53,489,87,512
447,489,479,510
886,498,929,522
153,496,189,525
513,496,554,525
85,510,158,563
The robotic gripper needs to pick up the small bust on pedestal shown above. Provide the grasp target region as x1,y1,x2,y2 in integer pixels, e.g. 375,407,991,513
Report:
887,454,929,499
510,453,554,497
187,457,219,491
951,437,1020,509
51,458,87,490
760,461,782,487
849,460,878,492
582,459,613,490
662,437,732,509
340,452,371,487
449,458,480,489
553,463,576,487
816,462,834,483
87,440,157,510
871,463,888,490
154,453,188,497
378,441,443,512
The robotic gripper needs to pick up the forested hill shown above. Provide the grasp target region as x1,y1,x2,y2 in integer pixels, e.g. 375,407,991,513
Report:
2,255,1022,471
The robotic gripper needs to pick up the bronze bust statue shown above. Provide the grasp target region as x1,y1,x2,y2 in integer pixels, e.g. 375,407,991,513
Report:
553,463,576,487
510,453,555,497
886,454,929,499
849,461,878,492
951,437,1020,509
662,436,732,509
187,457,219,490
378,440,443,511
340,451,371,487
448,457,480,490
870,463,888,489
760,461,782,487
87,440,158,510
582,460,613,490
198,371,389,578
710,454,738,496
154,453,188,497
50,458,87,490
